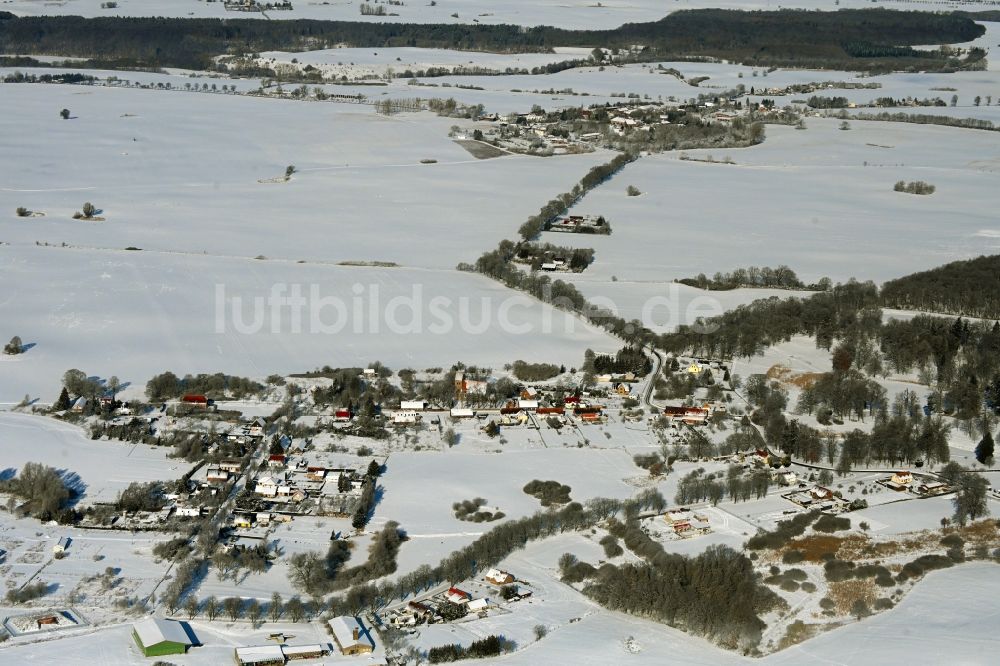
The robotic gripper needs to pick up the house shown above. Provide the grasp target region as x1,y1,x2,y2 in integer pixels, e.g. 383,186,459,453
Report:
53,536,70,555
450,407,475,418
614,383,631,396
220,459,244,474
400,400,427,411
206,467,229,484
268,454,287,468
132,618,195,657
889,472,913,488
335,408,353,422
536,406,564,415
517,399,539,411
468,598,489,613
520,387,538,400
70,397,88,413
175,506,201,518
233,515,253,529
255,476,278,497
256,512,272,527
686,363,702,374
810,486,834,501
328,616,375,655
485,568,514,585
247,417,266,437
392,411,421,425
181,394,210,408
446,587,471,604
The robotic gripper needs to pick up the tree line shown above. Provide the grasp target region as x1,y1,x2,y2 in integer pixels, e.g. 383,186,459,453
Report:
677,264,830,291
0,10,984,72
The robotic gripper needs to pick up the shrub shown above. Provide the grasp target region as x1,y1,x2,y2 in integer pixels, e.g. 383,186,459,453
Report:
523,479,572,506
626,185,641,196
15,207,29,217
813,514,851,533
782,549,804,564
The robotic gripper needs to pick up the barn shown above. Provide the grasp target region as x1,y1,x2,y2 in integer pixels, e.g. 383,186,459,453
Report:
132,618,195,657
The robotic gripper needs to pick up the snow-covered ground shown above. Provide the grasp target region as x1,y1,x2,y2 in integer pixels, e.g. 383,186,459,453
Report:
0,244,620,404
0,83,610,270
0,411,186,503
553,118,1000,285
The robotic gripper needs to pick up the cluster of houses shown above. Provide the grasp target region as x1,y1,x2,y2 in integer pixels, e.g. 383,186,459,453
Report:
782,485,851,514
241,456,365,525
548,214,608,236
879,470,952,497
663,509,712,537
386,569,520,629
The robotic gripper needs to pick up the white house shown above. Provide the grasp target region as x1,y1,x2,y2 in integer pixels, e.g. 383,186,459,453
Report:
255,476,278,497
392,411,421,425
400,400,427,411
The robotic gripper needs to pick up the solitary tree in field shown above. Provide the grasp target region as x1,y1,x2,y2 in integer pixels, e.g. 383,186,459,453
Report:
60,108,70,119
4,336,23,355
16,207,29,217
82,202,95,218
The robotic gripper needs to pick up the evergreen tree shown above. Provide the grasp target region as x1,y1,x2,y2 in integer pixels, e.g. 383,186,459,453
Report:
54,387,71,411
975,430,995,465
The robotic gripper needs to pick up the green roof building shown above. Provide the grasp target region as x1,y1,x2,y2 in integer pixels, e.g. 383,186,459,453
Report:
132,617,195,657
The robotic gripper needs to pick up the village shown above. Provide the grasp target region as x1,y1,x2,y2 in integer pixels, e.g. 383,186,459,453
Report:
2,336,991,665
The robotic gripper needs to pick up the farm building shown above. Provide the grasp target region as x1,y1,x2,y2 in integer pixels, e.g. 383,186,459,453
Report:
181,394,210,408
446,587,471,604
234,644,328,665
131,618,195,657
485,569,514,585
234,645,284,666
328,616,375,655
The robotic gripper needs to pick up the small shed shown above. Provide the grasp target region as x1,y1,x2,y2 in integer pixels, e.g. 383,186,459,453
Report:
53,537,70,555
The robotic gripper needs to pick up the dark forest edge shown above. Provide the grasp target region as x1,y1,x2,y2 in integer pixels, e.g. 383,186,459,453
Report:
0,9,988,73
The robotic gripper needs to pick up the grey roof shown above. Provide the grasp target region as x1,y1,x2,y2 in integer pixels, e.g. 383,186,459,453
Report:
133,618,194,648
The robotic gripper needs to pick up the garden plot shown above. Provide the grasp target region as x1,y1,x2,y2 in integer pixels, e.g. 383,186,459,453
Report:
0,82,609,269
0,244,619,405
551,119,1000,286
0,412,186,504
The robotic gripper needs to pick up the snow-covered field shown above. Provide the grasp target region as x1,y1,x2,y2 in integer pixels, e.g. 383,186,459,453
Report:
0,83,609,269
554,118,1000,285
0,244,619,404
0,411,186,503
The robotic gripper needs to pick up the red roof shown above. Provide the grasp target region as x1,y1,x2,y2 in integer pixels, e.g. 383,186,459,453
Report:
564,396,581,403
268,454,286,462
182,394,208,404
448,587,470,599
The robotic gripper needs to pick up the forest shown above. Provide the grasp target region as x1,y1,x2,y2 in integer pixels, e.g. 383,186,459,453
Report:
880,254,1000,319
0,9,986,71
